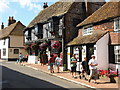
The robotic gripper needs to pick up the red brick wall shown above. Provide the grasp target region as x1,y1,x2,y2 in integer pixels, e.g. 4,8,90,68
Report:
78,21,120,45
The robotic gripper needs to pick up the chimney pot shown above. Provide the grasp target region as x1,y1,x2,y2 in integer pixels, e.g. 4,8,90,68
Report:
1,22,4,29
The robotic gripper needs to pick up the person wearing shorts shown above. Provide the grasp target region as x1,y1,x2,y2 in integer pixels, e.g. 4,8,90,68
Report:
70,54,77,78
55,54,62,73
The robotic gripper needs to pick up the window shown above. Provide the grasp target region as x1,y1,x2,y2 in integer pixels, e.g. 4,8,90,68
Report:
3,48,6,56
114,46,120,63
14,49,19,54
114,17,120,32
109,45,120,64
83,26,93,35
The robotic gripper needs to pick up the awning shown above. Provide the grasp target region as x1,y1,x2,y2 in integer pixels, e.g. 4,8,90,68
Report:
67,31,108,46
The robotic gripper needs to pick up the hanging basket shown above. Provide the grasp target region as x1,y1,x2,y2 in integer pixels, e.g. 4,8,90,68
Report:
39,42,48,50
31,43,39,51
51,41,61,49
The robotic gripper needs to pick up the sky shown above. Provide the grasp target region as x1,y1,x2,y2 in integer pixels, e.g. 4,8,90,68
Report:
0,0,110,28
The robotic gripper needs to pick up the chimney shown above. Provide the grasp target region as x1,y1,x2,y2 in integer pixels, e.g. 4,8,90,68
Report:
8,16,16,26
1,22,4,29
43,2,48,9
8,16,11,26
85,0,105,17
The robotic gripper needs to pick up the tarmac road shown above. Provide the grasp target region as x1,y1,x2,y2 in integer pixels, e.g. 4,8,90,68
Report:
1,61,91,89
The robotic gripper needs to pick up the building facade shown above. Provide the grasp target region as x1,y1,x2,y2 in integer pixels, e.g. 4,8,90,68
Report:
0,17,26,60
67,1,120,72
24,1,105,69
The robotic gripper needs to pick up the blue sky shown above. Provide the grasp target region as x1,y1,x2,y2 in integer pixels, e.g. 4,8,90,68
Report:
0,0,110,28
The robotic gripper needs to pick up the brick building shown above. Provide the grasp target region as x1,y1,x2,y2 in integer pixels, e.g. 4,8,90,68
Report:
24,1,105,68
67,1,120,72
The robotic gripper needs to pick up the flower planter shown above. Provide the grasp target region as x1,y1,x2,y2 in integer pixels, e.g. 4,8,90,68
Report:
100,76,118,83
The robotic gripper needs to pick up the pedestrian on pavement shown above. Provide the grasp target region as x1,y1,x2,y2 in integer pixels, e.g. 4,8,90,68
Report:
55,54,62,73
48,54,55,73
88,55,98,84
79,57,88,80
70,54,77,78
19,53,23,64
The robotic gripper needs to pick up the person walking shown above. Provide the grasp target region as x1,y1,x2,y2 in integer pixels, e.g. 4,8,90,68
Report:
79,57,88,80
55,54,62,73
19,53,23,64
88,55,98,83
48,54,55,73
70,54,77,78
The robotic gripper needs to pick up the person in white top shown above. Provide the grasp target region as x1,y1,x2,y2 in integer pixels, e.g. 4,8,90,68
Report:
88,55,98,83
55,54,62,73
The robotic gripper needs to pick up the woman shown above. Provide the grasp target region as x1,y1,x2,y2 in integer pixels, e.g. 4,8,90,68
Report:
49,54,55,73
55,54,62,73
70,54,77,78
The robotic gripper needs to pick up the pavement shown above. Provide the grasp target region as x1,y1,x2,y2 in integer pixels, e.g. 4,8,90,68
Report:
0,60,119,89
20,62,119,89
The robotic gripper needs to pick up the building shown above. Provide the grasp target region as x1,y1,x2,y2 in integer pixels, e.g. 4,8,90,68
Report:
0,17,26,61
24,1,105,68
67,1,120,72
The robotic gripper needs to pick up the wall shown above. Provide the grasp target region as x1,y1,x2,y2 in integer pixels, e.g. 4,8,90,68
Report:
8,48,27,59
9,35,24,47
0,38,9,60
96,33,109,70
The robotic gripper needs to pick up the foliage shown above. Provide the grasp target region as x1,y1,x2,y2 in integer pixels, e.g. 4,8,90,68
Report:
98,69,117,78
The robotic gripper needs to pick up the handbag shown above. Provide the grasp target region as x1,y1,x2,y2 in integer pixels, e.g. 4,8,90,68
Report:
48,65,50,70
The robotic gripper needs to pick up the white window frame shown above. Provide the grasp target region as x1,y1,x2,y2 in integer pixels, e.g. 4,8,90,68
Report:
114,46,120,63
3,48,6,56
83,25,93,36
114,17,120,32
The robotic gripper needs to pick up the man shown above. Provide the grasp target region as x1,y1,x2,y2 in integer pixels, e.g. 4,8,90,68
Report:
88,55,98,83
79,57,88,80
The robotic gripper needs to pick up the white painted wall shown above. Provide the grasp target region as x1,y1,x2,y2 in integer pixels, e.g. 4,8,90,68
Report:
96,33,109,70
0,38,9,60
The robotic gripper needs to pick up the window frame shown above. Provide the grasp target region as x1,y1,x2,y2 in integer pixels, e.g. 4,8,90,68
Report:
3,48,6,56
83,25,93,36
14,49,19,54
114,17,120,32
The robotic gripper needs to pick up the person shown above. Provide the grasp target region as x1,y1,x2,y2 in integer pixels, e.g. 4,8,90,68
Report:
19,53,23,64
48,54,55,73
88,55,98,83
79,57,88,80
55,54,62,73
70,54,77,78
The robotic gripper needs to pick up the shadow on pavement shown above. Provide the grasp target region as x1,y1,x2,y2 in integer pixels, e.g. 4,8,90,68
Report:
1,65,68,89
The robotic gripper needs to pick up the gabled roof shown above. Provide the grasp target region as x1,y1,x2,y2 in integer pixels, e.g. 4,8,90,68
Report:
67,31,108,46
27,1,74,28
0,21,25,39
77,1,120,27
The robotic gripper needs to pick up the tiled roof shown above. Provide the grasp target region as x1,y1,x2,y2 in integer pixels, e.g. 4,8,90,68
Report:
67,31,108,46
77,1,120,27
0,21,25,39
27,1,74,28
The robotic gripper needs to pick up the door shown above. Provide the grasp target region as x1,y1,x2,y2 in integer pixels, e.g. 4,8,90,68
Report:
86,44,94,61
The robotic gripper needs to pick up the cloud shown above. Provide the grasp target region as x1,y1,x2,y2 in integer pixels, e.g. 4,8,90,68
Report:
0,1,10,13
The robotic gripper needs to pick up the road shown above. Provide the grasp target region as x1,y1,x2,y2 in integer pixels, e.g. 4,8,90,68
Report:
0,61,91,89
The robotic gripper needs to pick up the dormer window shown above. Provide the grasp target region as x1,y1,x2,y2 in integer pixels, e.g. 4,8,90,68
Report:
114,17,120,32
83,26,93,36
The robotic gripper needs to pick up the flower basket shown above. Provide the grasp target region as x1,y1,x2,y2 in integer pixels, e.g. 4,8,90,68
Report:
51,41,61,49
31,43,39,51
39,42,48,50
98,69,117,83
